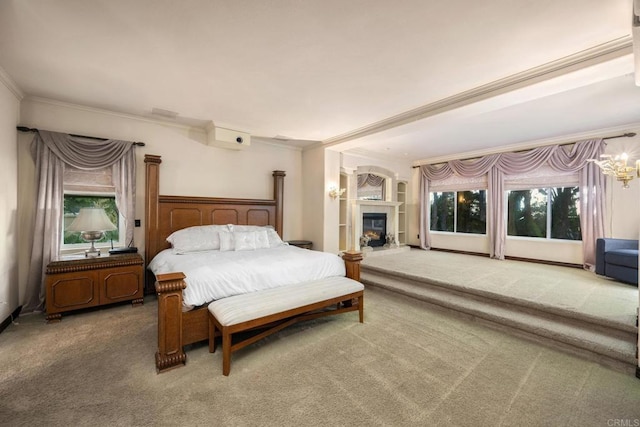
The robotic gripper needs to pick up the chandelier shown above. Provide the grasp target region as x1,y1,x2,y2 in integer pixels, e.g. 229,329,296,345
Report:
588,153,639,189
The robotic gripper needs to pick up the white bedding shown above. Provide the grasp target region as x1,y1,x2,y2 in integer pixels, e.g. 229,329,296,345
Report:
148,245,346,308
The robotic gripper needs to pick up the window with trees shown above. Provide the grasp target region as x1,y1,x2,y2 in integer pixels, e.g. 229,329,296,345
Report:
507,187,581,240
430,190,487,234
62,164,123,249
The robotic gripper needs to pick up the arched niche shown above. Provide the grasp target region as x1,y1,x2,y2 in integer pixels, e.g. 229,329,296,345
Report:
355,166,396,202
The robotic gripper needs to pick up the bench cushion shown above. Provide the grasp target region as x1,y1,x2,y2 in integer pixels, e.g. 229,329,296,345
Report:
208,276,364,327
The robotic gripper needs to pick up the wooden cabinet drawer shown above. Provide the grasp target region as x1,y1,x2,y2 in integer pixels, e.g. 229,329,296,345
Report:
47,273,100,312
100,267,143,303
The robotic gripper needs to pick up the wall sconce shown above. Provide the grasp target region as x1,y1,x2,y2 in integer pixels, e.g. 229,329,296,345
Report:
588,153,640,189
329,186,346,200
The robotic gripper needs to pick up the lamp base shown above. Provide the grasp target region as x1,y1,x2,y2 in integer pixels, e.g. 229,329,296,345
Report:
85,247,101,257
81,234,103,258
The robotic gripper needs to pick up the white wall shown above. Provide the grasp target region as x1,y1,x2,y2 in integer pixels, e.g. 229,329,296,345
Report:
301,145,326,251
324,148,341,254
0,74,20,321
17,98,305,295
410,132,640,264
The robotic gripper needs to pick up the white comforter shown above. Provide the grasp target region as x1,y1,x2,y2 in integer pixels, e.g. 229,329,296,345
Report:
148,246,346,307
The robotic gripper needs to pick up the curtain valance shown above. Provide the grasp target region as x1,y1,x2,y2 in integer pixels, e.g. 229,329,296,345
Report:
31,130,134,170
357,173,385,188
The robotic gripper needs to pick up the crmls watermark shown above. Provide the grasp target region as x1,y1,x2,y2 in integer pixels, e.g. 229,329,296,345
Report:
607,419,640,427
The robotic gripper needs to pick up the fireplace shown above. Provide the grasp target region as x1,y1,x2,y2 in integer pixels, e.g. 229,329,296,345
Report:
362,213,387,247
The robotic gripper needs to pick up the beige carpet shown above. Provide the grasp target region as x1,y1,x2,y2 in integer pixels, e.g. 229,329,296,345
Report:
1,287,639,426
362,248,639,329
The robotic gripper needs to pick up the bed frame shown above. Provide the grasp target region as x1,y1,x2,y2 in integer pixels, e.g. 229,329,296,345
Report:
144,154,363,372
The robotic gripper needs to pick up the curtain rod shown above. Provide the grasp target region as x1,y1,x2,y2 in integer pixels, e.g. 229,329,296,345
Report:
411,132,637,168
16,126,146,147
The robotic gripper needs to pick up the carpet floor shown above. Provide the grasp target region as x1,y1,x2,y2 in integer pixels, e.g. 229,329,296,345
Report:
1,285,639,426
362,248,638,329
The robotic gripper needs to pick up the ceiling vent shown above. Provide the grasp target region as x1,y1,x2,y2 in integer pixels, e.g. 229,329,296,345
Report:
206,123,251,150
151,107,179,119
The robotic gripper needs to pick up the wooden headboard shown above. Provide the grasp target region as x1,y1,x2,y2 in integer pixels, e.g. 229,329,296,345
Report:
144,154,285,266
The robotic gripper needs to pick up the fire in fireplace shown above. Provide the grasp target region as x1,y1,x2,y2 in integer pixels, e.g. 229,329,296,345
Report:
362,213,387,247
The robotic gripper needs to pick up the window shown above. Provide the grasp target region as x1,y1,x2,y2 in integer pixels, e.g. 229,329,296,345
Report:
507,187,581,240
430,190,486,234
456,190,487,234
63,194,120,245
430,192,454,232
62,164,122,250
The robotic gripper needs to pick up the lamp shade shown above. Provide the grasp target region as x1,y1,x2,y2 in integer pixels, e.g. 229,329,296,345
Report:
66,208,117,232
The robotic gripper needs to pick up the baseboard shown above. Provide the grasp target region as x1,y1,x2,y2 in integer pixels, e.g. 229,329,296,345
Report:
430,247,490,258
429,247,582,269
504,255,583,269
0,305,22,334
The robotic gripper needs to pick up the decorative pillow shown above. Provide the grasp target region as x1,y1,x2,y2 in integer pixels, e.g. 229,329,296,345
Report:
228,224,285,248
254,230,270,249
166,225,227,254
234,231,257,251
219,231,235,252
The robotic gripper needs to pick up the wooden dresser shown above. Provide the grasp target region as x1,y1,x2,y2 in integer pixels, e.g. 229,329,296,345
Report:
45,253,144,323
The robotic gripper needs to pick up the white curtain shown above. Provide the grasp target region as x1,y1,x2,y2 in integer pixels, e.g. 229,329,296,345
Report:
419,139,605,269
23,130,136,313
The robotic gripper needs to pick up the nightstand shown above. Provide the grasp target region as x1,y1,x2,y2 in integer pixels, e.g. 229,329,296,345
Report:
45,253,144,323
287,240,313,250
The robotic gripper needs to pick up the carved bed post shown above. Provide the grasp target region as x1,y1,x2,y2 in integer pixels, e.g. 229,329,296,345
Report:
342,250,363,281
273,170,285,237
145,155,162,266
155,272,187,372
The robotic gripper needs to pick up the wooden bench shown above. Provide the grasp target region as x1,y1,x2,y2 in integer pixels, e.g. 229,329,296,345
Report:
208,276,364,376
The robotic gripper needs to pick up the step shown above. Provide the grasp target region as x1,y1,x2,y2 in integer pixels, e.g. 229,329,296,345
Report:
360,269,637,371
362,264,636,334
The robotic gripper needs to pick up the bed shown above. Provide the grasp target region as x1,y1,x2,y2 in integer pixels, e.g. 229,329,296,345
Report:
144,154,363,372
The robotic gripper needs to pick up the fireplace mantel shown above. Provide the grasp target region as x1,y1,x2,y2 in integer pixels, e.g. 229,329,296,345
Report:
352,200,402,251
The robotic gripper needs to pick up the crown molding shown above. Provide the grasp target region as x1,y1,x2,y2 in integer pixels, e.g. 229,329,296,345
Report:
320,36,633,148
23,96,203,132
251,136,303,152
413,122,640,166
342,146,412,164
0,66,24,100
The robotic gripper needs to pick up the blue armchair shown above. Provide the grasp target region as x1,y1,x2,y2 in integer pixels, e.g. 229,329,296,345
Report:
595,238,638,286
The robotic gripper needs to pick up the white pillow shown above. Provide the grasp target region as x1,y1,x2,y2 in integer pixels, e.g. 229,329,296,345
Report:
219,231,235,251
228,225,285,248
233,231,257,251
166,225,227,254
231,230,270,251
265,228,286,248
254,230,270,249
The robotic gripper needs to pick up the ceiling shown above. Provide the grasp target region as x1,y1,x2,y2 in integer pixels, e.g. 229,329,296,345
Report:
1,0,639,164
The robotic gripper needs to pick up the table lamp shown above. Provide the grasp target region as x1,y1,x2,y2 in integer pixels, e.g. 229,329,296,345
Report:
66,207,117,257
